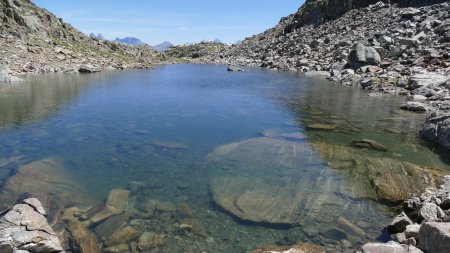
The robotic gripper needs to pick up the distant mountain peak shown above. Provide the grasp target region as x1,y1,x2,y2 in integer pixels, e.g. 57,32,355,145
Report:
152,41,174,52
114,37,144,46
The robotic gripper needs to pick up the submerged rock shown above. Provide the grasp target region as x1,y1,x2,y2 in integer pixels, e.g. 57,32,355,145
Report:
305,123,337,130
351,139,388,152
209,137,446,228
151,140,189,150
66,221,102,253
313,142,446,202
0,199,63,252
0,157,94,207
80,188,130,226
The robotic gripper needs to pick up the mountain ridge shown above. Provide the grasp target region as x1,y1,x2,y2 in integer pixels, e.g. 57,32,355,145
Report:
0,0,166,74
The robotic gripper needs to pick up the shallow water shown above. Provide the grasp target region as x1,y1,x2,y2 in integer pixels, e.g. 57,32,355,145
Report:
0,64,449,252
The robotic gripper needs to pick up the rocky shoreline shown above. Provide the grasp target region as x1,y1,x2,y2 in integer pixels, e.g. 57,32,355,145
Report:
357,175,450,253
203,1,450,150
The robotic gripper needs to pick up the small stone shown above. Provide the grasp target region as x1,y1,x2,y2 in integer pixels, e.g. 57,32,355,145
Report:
419,203,445,222
405,224,421,241
393,232,407,244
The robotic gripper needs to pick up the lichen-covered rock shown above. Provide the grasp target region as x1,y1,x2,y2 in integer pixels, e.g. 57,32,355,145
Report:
0,199,63,252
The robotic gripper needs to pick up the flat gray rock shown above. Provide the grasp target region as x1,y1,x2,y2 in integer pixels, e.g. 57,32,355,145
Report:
419,222,450,253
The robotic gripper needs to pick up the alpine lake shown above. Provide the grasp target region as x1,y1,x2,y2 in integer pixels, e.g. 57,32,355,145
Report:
0,64,449,253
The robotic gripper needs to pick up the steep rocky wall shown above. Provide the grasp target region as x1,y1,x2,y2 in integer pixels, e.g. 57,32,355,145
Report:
285,0,448,32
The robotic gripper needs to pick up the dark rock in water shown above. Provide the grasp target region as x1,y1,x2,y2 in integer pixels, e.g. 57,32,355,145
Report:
420,114,450,150
418,222,450,253
227,65,241,72
0,199,63,252
79,64,101,73
351,139,388,152
400,102,427,112
387,212,413,234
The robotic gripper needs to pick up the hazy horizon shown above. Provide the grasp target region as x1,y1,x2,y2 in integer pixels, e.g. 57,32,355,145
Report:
31,0,303,45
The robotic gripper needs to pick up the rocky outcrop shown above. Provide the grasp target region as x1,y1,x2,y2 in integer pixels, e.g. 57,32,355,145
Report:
0,198,63,252
285,0,446,32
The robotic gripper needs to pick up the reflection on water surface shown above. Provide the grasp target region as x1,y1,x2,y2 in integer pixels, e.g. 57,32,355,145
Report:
0,64,448,252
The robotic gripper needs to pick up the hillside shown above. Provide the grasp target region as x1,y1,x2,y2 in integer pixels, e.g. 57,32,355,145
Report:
0,0,166,75
212,0,449,98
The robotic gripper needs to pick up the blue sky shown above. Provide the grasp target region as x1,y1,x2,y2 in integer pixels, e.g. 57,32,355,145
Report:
31,1,303,45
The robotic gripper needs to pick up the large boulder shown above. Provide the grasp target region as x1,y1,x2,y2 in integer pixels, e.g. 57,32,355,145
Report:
418,222,450,253
409,73,448,90
349,43,381,68
0,199,63,252
420,115,450,150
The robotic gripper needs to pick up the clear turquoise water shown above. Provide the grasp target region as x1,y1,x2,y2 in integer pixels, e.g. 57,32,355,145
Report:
0,64,448,252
